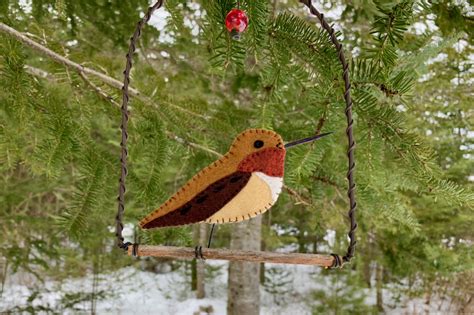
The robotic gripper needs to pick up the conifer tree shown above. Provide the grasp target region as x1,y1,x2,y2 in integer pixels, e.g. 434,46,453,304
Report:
0,0,472,313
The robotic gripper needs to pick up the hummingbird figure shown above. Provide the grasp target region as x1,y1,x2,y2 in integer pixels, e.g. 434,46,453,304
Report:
139,129,331,230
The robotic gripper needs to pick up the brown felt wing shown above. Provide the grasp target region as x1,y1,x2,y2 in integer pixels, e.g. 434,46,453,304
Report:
140,171,252,229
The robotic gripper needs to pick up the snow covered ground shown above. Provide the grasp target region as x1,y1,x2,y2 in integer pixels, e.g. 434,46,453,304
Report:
1,261,326,314
1,261,458,314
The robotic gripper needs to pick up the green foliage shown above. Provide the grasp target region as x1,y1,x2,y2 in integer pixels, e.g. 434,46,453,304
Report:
368,0,414,67
204,0,247,71
1,0,473,312
129,111,169,210
242,0,269,54
312,271,375,314
271,12,339,80
427,0,474,40
262,266,293,303
56,149,108,238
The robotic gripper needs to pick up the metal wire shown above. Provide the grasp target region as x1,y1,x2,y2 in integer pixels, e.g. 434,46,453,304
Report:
207,224,216,248
115,0,164,250
115,0,357,268
299,0,358,266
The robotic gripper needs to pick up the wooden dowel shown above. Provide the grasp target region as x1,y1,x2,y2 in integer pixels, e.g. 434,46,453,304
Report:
127,245,335,267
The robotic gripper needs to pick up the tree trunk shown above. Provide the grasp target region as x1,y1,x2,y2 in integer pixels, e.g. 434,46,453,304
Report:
376,263,384,312
191,224,207,298
0,259,7,298
312,234,318,254
196,223,207,299
227,217,262,315
260,213,270,285
364,232,375,288
191,226,198,291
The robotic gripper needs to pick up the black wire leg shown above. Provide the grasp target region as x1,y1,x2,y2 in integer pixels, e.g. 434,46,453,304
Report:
194,246,205,260
194,223,216,260
207,224,216,248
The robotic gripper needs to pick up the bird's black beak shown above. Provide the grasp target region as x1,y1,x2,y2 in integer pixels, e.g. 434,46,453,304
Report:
284,132,333,149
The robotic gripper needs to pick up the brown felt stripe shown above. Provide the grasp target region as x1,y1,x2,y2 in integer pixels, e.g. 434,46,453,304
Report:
206,173,274,223
139,128,285,229
141,171,251,228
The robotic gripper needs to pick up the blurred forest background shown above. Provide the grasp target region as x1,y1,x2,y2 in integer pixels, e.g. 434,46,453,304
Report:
0,0,473,314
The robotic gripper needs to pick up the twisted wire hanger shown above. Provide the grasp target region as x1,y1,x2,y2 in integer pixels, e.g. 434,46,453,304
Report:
115,0,357,269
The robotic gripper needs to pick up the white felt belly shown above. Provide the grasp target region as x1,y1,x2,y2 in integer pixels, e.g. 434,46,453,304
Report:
205,172,283,224
254,172,283,202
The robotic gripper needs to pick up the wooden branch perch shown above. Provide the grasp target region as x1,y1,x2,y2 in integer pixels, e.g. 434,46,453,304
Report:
127,245,335,267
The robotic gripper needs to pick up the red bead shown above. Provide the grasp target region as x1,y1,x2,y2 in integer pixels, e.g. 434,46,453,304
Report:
225,9,248,34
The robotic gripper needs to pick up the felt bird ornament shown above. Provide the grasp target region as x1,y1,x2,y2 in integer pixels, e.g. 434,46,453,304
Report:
139,129,331,229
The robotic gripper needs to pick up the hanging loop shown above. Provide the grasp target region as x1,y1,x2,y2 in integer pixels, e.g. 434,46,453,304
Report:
299,0,358,266
115,0,357,269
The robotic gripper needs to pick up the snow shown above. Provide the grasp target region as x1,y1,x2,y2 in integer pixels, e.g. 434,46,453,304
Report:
1,264,223,314
323,229,336,247
148,6,174,44
1,259,463,314
1,261,326,314
18,0,32,14
410,20,438,35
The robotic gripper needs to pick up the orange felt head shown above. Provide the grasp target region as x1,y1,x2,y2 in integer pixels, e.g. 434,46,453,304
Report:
228,129,286,177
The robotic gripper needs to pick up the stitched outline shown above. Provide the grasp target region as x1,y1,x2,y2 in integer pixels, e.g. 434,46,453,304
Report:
140,128,284,227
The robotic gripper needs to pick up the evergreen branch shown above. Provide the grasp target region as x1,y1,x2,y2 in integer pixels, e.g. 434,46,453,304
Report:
0,23,133,95
31,113,79,179
76,77,216,157
56,151,106,238
43,130,66,178
270,0,277,18
172,135,223,157
0,23,207,120
314,115,326,135
369,119,473,207
205,0,246,71
78,72,119,107
313,175,339,188
286,145,323,183
269,12,339,81
313,175,346,202
368,1,414,68
24,65,52,81
243,0,269,52
24,64,221,160
132,114,169,207
284,186,310,206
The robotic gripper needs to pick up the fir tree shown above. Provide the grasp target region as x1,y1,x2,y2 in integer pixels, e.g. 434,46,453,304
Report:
0,0,472,313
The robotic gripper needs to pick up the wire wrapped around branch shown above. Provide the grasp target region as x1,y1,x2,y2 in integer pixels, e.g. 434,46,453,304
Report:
299,0,358,265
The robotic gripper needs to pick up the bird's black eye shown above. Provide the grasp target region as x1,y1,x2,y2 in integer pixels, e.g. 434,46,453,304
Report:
253,140,264,149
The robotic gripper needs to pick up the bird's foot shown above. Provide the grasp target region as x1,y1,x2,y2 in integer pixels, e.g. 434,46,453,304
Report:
194,245,205,260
